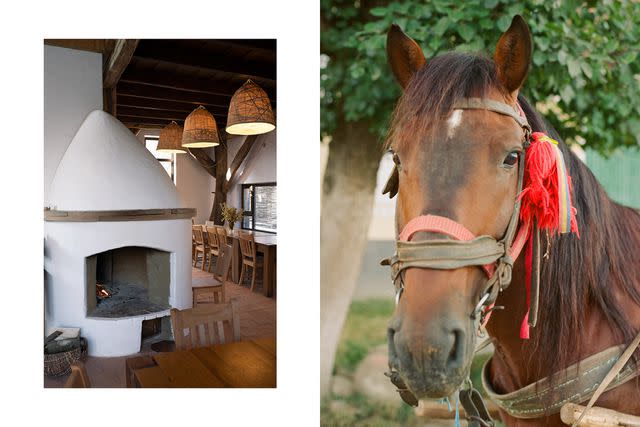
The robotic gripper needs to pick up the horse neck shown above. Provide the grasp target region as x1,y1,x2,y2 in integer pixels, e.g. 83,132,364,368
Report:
485,147,640,391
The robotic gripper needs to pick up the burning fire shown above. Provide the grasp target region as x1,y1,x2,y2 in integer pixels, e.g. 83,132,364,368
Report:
96,283,111,299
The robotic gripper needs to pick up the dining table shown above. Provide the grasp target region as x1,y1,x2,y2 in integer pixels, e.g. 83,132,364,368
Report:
126,337,276,388
227,230,277,298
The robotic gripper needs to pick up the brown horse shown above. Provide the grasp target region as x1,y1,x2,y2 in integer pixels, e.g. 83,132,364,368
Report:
384,15,640,425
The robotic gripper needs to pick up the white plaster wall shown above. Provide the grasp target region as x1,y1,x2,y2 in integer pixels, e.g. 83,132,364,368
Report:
227,131,277,208
44,220,192,356
176,149,216,223
50,111,180,210
136,129,215,224
44,45,102,204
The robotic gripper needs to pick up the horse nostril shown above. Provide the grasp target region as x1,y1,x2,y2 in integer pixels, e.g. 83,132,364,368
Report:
446,329,465,369
387,327,397,357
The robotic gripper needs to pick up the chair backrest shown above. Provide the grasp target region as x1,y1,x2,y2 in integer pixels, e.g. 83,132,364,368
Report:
205,226,219,250
238,232,256,259
215,225,227,245
170,298,240,350
193,225,204,245
213,244,233,282
65,361,91,388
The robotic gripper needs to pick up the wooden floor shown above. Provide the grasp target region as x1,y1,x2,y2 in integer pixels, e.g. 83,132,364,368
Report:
44,266,276,388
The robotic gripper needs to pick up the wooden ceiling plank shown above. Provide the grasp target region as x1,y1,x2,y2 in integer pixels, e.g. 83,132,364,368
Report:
133,43,276,81
44,39,109,53
117,83,231,107
119,65,276,101
104,39,140,89
116,95,228,116
119,116,225,129
118,106,224,121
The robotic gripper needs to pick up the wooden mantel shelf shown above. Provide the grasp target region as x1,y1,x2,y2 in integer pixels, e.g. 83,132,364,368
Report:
44,208,197,222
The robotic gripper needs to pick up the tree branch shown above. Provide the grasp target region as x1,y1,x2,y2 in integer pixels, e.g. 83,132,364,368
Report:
187,148,216,178
223,135,258,193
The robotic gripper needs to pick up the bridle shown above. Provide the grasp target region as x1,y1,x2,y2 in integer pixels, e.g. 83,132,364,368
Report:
381,97,542,424
381,97,640,427
382,97,538,329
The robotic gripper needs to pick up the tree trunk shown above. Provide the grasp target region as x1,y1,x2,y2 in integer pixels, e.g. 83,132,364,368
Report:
320,120,383,396
210,144,228,224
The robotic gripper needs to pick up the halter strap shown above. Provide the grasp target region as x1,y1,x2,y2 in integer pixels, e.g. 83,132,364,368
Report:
452,97,531,131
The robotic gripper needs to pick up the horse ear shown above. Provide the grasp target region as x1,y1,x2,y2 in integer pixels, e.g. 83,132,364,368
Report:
494,15,532,94
387,24,426,89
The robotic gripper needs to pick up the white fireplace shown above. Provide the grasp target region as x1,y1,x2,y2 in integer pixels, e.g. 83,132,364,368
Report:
44,110,194,357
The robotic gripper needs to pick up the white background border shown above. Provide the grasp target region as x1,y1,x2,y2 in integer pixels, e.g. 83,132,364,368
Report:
0,0,320,425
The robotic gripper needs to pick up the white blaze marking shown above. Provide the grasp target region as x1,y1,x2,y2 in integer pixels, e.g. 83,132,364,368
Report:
447,109,463,139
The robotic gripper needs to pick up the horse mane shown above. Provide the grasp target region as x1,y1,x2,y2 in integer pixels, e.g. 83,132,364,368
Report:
519,96,640,381
386,51,640,382
385,52,509,151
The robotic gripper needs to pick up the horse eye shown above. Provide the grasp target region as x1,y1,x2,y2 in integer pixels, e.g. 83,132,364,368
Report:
502,151,519,167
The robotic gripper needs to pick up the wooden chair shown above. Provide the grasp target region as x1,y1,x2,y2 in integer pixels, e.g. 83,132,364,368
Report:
192,225,206,269
204,226,221,272
238,232,264,292
192,244,233,307
65,361,91,388
215,225,228,246
170,298,241,350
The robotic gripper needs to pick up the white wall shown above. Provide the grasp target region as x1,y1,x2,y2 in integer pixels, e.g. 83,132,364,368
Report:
136,129,215,223
227,131,277,209
44,45,103,204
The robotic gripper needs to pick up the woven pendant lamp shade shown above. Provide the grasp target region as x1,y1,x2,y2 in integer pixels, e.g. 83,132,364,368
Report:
182,106,220,147
226,79,276,135
156,121,186,153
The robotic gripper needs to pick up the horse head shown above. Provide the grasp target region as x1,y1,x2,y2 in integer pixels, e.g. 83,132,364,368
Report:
384,16,533,399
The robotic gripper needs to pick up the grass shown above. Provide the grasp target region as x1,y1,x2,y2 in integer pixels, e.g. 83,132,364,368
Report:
324,298,494,426
334,299,395,374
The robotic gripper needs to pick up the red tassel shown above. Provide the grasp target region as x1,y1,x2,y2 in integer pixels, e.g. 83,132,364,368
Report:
519,133,579,236
520,233,533,339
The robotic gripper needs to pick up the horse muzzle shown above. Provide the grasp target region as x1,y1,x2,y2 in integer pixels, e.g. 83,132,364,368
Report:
387,310,472,399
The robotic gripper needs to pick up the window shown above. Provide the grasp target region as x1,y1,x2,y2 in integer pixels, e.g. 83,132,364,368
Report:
145,136,176,184
241,183,276,233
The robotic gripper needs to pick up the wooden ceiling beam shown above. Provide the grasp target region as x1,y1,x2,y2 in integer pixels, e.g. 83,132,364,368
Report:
117,106,226,122
119,66,276,101
104,39,140,89
117,95,228,116
133,43,276,81
116,82,276,108
119,115,225,129
44,39,111,53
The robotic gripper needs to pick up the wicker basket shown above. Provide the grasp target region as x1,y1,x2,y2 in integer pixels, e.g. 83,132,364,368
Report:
44,337,87,377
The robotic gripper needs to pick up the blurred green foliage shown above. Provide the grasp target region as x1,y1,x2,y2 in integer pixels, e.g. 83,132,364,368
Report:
327,298,494,426
321,0,640,153
334,299,395,374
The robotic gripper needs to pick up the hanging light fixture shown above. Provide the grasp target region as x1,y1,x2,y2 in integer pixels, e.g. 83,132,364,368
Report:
226,79,276,135
156,121,186,153
182,105,220,147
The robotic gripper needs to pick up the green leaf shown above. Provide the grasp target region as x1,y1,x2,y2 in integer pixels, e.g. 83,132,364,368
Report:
560,84,575,103
557,50,567,65
433,16,450,36
567,58,581,78
580,62,593,79
497,15,512,32
369,7,387,17
458,23,475,42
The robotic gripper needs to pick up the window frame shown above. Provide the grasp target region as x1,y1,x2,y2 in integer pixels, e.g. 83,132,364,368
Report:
144,135,176,184
240,182,277,234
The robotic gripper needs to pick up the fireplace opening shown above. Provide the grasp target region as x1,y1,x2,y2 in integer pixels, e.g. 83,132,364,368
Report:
85,246,170,318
